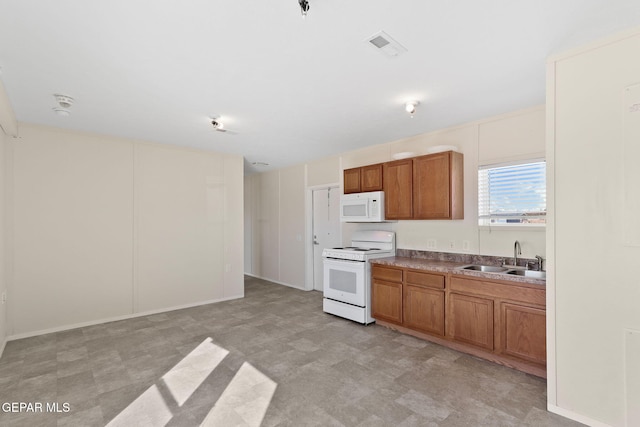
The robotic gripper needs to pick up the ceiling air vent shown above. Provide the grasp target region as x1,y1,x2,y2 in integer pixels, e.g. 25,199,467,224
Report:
366,31,407,58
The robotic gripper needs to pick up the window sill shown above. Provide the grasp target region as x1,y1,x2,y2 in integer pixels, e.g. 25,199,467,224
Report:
479,225,546,232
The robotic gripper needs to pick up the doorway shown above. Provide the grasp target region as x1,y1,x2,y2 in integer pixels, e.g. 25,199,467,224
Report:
311,186,341,291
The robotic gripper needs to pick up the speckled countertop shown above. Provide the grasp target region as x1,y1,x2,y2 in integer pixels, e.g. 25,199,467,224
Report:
371,250,546,286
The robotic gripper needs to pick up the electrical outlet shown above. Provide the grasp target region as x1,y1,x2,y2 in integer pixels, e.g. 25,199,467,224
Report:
1,292,6,304
427,239,436,249
225,264,231,273
462,240,470,251
449,240,455,249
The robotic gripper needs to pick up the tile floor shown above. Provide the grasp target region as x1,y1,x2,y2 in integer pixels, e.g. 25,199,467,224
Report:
0,276,583,426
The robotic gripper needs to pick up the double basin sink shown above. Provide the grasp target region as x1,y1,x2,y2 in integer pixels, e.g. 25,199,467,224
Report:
458,264,546,280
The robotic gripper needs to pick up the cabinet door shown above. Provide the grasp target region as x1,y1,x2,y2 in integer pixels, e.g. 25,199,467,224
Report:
404,284,445,336
361,164,383,192
413,152,451,219
372,279,403,324
500,303,546,365
383,159,413,219
448,293,494,350
343,168,361,194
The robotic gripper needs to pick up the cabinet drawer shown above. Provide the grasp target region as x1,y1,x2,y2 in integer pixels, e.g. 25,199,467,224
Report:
405,270,445,289
372,265,403,283
450,275,545,306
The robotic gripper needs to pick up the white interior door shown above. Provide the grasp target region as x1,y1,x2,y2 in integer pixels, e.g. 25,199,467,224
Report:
312,187,340,291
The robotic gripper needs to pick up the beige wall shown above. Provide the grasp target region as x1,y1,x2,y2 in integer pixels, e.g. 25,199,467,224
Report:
548,28,640,426
279,165,306,287
0,76,16,356
244,164,308,289
0,129,6,355
245,107,546,288
307,155,340,188
6,124,244,337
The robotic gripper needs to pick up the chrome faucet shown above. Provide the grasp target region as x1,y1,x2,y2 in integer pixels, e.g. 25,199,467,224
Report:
535,255,544,271
513,240,521,267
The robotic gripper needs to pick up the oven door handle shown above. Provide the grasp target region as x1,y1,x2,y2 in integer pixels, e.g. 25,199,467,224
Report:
323,258,364,265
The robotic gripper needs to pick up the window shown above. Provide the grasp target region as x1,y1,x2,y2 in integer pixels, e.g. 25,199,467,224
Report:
478,160,546,226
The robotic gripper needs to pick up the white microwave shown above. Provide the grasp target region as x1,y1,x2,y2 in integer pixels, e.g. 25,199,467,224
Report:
340,191,386,222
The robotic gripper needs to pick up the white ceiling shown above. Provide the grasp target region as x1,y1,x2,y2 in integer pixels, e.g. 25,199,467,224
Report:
1,1,640,173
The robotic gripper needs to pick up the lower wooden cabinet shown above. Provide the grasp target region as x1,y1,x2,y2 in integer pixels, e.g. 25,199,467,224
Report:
371,279,403,324
448,293,494,351
371,264,547,377
404,284,445,336
499,302,546,365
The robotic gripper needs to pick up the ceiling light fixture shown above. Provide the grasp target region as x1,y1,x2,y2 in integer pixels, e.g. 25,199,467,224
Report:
298,0,309,18
53,93,74,116
405,101,420,118
210,116,238,134
212,119,224,130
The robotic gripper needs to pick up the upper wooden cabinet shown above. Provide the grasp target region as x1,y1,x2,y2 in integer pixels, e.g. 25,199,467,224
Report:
361,164,383,192
343,164,383,194
345,151,463,220
413,151,464,219
343,168,361,194
383,151,463,220
383,159,413,220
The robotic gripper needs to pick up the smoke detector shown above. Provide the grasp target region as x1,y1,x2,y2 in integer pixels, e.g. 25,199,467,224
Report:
53,94,74,116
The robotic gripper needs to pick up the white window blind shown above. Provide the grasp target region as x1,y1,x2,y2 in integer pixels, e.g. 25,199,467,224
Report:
478,160,546,226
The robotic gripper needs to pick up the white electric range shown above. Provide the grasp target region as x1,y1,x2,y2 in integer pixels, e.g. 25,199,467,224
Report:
322,230,396,324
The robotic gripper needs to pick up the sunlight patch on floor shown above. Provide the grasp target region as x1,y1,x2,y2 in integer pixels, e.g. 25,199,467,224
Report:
162,337,229,406
105,338,278,426
106,385,172,427
200,362,278,427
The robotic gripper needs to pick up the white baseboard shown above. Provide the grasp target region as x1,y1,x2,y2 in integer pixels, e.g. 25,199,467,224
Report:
548,404,612,427
6,294,244,342
244,273,309,291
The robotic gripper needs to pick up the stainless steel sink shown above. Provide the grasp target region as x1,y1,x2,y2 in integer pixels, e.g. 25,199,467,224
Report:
460,265,509,273
506,270,546,279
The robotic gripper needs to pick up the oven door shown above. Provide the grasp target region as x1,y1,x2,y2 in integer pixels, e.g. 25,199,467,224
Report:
323,258,367,307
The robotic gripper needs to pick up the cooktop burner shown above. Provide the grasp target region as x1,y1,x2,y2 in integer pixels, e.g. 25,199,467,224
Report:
323,231,395,261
